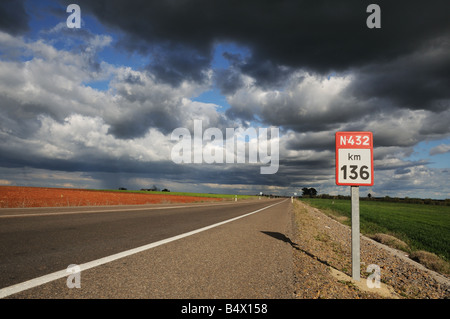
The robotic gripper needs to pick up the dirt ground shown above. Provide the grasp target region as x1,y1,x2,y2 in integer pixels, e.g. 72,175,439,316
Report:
0,186,223,208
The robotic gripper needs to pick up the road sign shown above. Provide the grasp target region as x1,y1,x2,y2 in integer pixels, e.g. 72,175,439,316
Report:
335,131,374,281
335,131,374,186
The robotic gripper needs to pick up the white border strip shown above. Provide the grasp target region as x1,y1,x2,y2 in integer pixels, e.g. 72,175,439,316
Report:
0,201,238,218
0,199,286,298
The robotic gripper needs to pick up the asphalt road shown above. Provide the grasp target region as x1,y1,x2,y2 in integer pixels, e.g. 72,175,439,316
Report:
0,198,293,298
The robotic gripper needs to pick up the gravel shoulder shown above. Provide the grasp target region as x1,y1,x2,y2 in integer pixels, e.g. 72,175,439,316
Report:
291,200,450,299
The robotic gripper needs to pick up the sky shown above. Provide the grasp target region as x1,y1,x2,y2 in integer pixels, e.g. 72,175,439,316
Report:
0,0,449,199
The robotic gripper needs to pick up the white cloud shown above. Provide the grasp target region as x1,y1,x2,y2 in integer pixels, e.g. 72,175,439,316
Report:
429,144,450,156
226,71,360,128
35,114,175,162
0,179,12,185
0,30,227,147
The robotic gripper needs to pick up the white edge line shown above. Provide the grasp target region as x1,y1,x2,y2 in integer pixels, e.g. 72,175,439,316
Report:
0,201,239,218
0,199,286,298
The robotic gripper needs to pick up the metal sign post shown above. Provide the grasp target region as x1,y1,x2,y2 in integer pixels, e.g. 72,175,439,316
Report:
336,132,374,281
351,186,360,280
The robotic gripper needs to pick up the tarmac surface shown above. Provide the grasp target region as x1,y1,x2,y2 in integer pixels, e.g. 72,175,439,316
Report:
0,198,293,298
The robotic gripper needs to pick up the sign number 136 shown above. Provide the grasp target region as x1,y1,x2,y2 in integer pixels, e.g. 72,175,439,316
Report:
335,132,374,186
340,165,370,180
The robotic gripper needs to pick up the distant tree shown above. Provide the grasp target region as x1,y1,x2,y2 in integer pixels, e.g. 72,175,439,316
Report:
141,185,160,191
367,193,372,199
301,188,309,196
302,187,317,197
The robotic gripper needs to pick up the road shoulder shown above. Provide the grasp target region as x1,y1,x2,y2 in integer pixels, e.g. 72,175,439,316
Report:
291,200,450,299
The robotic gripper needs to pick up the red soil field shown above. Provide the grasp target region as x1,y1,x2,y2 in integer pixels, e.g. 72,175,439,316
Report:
0,186,223,208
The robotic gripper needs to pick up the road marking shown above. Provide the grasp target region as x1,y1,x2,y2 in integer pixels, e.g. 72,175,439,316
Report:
0,199,287,298
0,201,241,218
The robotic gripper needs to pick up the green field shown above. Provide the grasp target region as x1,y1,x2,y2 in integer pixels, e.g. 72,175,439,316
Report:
91,188,256,200
299,198,450,262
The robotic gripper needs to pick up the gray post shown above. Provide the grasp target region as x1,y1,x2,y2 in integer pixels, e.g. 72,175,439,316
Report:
351,186,360,281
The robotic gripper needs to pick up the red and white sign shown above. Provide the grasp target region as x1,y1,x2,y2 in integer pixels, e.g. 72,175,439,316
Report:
335,132,374,186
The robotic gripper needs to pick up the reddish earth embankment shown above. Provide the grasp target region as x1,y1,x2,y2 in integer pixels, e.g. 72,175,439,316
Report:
0,186,223,208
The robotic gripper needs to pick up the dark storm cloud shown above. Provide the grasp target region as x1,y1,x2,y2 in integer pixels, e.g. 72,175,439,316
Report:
346,37,450,111
285,132,335,152
0,0,29,35
0,96,44,139
213,68,244,95
65,0,449,83
106,106,182,137
147,45,211,85
0,149,187,184
215,51,294,92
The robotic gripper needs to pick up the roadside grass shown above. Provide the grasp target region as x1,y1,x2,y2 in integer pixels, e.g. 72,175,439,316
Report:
88,189,256,200
299,198,450,275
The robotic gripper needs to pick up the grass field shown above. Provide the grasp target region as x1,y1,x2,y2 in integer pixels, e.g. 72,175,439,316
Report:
91,189,257,200
299,198,450,263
